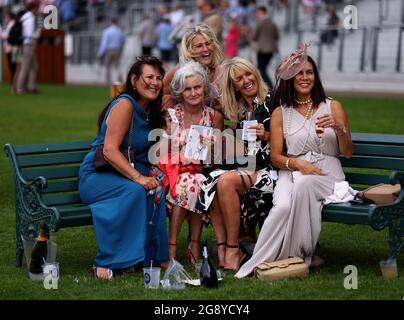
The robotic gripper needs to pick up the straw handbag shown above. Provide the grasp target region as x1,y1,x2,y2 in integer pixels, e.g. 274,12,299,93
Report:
360,183,401,205
254,257,309,281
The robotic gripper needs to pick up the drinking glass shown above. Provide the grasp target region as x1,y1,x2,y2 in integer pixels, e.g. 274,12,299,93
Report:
315,117,324,157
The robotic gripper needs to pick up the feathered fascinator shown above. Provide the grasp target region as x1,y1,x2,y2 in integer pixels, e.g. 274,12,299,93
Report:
275,43,310,81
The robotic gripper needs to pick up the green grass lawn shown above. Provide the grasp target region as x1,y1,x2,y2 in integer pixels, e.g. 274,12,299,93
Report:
1,83,404,300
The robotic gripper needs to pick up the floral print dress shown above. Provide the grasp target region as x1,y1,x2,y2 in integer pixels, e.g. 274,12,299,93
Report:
166,104,215,213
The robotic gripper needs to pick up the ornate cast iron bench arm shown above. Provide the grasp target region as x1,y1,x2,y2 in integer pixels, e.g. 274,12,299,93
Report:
369,171,404,260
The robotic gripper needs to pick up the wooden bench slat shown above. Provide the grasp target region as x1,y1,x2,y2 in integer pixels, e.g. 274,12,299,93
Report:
44,180,79,193
18,151,88,168
22,166,80,181
322,203,371,225
340,156,404,170
351,133,404,145
353,144,404,158
42,193,82,206
345,173,390,186
57,205,92,228
14,141,91,155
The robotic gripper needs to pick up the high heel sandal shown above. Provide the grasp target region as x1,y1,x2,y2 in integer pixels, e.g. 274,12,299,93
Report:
216,242,226,270
223,243,250,271
185,240,200,266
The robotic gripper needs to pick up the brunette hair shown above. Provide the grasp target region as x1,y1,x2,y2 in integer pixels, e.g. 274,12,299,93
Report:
276,56,326,108
97,56,166,131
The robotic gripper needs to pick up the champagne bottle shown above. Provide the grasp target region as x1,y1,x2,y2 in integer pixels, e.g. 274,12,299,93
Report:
29,225,48,275
199,241,218,288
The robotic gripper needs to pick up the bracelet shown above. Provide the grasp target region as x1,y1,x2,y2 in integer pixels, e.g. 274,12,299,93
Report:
131,172,141,181
334,123,347,136
285,158,292,171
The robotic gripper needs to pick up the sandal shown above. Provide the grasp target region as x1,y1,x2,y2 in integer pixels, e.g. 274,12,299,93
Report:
93,266,113,280
223,243,250,271
185,240,200,266
216,242,226,269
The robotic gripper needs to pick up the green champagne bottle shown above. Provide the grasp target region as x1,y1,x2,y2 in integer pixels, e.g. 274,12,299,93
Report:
29,225,48,275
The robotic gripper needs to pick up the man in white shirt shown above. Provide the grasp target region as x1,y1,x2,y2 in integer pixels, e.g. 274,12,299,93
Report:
16,2,40,95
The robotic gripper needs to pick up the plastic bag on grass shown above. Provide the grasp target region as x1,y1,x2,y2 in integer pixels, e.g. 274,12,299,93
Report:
161,259,192,290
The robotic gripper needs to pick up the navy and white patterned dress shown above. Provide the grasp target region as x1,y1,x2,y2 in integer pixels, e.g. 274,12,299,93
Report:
195,91,278,220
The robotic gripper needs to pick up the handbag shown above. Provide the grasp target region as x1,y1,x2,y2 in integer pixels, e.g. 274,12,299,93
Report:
93,103,136,172
93,145,136,172
359,183,401,205
254,257,309,281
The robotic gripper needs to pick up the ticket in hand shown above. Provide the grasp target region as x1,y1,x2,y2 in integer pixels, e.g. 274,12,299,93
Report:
167,108,179,123
242,120,258,141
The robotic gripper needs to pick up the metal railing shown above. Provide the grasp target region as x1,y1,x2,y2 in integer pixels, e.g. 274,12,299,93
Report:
296,24,404,73
397,26,404,71
70,32,101,65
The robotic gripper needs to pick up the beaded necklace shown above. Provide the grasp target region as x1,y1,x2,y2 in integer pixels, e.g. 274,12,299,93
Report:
286,100,313,136
295,97,312,105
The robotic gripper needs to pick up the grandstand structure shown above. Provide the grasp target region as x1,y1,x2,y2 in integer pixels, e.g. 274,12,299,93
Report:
4,0,404,93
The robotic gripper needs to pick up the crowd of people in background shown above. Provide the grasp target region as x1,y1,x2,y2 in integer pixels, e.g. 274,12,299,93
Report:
1,0,346,87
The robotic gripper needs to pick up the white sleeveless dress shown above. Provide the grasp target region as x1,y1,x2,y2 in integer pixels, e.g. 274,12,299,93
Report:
236,99,346,278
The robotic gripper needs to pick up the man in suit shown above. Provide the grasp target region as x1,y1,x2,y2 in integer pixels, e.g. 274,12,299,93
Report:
252,6,279,88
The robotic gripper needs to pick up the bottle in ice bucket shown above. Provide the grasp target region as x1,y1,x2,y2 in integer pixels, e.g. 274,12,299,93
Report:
29,224,48,275
199,241,218,288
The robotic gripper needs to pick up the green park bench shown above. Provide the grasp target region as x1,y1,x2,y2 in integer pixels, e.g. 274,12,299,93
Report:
4,133,404,268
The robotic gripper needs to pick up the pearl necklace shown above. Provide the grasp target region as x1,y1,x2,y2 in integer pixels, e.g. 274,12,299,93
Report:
295,97,312,105
286,101,313,136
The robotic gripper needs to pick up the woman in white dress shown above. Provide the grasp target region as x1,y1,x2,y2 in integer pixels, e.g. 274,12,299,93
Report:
236,45,354,278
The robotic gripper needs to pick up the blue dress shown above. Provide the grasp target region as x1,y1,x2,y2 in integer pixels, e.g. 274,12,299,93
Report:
78,94,168,269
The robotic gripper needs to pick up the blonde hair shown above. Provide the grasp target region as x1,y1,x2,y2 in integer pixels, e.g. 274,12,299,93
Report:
179,24,224,68
220,57,269,122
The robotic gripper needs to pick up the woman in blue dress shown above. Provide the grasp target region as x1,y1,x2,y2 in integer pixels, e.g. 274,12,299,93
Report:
79,56,169,280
